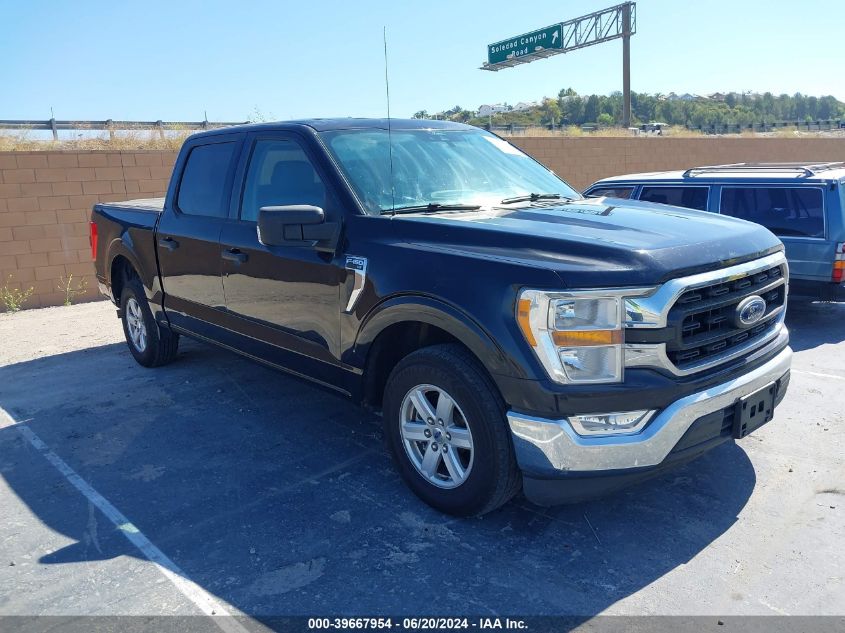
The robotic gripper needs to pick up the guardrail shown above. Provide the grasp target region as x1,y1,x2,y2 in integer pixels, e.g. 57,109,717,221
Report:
0,119,248,140
687,120,844,135
481,120,845,135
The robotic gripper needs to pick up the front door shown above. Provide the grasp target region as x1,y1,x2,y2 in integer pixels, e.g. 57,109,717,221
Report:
220,133,344,381
157,135,241,335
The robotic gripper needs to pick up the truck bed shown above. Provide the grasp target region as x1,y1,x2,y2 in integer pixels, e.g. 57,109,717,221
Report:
102,197,165,213
91,198,165,299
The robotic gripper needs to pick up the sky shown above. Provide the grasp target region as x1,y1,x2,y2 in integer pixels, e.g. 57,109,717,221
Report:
1,0,843,123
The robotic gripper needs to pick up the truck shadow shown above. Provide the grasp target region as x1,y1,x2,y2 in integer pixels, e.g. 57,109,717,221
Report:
785,299,845,352
0,339,756,618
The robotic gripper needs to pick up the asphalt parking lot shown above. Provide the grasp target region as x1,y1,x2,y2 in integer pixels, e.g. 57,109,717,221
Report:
0,299,843,625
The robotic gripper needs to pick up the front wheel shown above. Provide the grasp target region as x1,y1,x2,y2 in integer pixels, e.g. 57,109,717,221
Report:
383,344,521,516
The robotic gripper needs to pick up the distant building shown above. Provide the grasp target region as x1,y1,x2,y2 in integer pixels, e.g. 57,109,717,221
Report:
707,92,727,102
666,92,702,102
512,101,539,112
477,104,510,117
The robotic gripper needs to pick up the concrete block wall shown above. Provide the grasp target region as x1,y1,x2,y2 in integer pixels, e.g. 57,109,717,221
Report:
1,137,844,311
508,136,845,190
0,151,177,310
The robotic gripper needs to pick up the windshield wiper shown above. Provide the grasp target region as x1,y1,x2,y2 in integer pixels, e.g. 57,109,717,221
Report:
500,193,569,204
381,203,482,215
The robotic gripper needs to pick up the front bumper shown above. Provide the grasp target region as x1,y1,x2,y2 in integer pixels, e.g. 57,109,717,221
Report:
507,345,792,502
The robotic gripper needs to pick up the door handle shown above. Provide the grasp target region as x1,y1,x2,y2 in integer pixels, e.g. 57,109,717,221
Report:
222,248,248,264
159,237,179,251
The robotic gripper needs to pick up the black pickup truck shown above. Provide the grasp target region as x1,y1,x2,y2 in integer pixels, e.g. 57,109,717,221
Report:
92,119,792,516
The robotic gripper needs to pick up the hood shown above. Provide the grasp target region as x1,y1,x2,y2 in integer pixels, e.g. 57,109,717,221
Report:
389,197,783,287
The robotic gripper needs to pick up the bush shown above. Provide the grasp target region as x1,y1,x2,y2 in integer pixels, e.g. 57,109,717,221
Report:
597,113,615,127
57,274,89,306
0,275,35,313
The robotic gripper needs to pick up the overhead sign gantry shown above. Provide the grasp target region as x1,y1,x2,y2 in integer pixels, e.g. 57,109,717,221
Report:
481,2,636,126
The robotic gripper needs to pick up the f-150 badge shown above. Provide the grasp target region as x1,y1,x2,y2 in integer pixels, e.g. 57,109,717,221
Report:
344,256,368,313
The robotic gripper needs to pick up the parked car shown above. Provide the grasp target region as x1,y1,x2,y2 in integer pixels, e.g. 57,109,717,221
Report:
585,162,845,301
91,120,792,515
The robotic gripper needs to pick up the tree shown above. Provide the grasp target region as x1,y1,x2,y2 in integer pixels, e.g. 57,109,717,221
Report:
454,109,474,123
632,91,657,125
412,110,429,119
584,95,600,123
539,97,562,126
807,96,818,119
761,92,775,115
458,89,844,131
604,92,622,122
818,96,835,120
562,96,585,124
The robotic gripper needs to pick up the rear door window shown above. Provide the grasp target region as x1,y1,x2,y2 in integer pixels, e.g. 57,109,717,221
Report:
720,187,825,238
177,141,237,217
639,186,709,211
585,186,634,199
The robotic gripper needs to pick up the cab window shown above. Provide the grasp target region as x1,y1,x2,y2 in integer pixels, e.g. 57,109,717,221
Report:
720,187,824,238
177,141,237,217
240,139,327,222
585,186,634,199
639,186,709,211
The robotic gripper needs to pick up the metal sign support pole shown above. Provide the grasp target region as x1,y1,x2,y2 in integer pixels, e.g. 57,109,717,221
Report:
622,2,632,127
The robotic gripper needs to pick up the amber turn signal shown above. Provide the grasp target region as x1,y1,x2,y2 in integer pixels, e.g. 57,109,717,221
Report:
517,299,537,347
551,329,622,347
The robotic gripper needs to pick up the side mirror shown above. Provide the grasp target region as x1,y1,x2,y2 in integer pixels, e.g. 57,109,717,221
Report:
257,205,339,252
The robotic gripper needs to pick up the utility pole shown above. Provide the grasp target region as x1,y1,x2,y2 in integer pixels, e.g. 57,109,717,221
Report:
622,2,632,128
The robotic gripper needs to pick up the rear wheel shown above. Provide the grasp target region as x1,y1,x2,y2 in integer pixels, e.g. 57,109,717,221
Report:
120,277,179,367
383,344,521,516
124,296,148,354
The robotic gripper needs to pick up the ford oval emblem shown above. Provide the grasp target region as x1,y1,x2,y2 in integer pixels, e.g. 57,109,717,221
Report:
735,295,767,328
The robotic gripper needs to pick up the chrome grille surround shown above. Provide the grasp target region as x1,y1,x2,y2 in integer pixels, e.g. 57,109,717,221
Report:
624,252,788,376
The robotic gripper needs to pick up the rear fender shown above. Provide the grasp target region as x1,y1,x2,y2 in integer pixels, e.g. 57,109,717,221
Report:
106,233,164,319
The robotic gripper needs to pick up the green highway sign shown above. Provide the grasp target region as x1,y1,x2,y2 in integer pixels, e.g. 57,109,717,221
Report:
487,24,563,65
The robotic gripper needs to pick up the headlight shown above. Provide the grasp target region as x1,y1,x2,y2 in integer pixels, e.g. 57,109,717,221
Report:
517,290,632,384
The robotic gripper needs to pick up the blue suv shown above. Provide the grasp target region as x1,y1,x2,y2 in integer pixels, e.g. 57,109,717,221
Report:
585,162,845,301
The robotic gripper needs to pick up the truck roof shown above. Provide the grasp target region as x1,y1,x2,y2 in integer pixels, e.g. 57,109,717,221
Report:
189,118,472,139
592,162,845,185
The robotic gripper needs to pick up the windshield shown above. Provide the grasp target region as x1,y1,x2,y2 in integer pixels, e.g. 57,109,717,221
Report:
319,128,581,214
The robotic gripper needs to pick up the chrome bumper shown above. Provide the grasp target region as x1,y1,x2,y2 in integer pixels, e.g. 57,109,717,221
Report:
507,344,792,475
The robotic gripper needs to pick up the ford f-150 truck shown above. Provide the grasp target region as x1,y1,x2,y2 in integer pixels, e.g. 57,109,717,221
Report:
92,119,792,516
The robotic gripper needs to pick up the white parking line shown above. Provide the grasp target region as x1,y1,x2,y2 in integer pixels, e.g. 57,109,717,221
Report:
793,369,845,381
0,407,251,633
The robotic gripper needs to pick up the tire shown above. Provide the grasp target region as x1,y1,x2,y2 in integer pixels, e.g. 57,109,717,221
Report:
120,276,179,368
383,344,521,516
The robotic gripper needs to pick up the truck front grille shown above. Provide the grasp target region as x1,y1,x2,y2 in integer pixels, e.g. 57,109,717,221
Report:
665,264,786,370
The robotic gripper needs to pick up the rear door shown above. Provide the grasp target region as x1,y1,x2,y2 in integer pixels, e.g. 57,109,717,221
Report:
718,185,831,281
157,133,243,335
